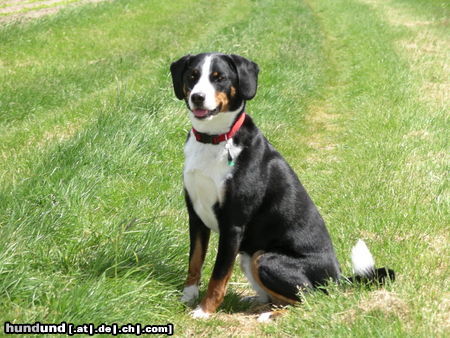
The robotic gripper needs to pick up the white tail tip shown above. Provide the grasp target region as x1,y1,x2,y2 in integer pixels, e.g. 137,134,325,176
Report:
351,239,375,277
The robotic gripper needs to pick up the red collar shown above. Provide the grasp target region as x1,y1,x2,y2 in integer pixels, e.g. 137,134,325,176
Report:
192,112,246,144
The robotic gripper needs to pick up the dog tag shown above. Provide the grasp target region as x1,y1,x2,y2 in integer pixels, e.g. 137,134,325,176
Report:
225,141,235,166
228,154,235,166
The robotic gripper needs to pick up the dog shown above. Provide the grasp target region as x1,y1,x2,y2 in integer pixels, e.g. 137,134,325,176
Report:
170,52,394,320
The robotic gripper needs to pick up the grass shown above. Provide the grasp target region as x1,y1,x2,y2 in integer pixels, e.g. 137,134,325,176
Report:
0,0,448,336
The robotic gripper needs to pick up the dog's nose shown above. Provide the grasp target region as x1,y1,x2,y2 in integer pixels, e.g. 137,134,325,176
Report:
191,93,205,105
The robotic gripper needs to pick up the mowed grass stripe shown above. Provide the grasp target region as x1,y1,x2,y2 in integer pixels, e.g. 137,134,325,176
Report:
0,0,241,125
1,0,179,124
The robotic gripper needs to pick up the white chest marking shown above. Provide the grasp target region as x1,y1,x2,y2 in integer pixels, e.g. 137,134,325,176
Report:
184,134,242,233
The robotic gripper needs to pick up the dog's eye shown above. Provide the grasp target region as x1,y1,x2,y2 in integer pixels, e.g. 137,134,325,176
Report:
212,72,225,82
189,71,199,81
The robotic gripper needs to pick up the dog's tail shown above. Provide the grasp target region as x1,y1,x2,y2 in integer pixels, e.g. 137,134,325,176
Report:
347,239,395,285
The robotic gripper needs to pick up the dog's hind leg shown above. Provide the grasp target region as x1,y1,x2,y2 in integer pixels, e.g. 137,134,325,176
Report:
250,251,312,305
249,251,313,322
250,250,340,305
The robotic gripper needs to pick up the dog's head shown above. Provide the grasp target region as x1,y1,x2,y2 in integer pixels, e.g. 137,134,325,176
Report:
170,53,259,120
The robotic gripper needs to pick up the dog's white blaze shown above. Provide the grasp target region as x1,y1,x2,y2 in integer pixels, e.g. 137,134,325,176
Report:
189,55,216,111
184,137,242,233
180,284,199,304
351,239,375,277
240,253,270,303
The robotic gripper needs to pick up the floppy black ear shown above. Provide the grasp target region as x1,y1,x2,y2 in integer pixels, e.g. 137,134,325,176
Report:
170,54,191,100
228,54,259,100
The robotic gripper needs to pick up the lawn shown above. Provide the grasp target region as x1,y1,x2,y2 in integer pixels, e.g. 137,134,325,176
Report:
0,0,448,336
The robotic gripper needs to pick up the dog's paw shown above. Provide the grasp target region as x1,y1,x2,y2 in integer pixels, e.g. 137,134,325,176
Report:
180,285,199,305
191,306,211,319
257,311,274,323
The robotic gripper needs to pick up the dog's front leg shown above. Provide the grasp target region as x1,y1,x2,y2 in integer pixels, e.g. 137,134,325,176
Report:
192,226,243,319
181,198,211,305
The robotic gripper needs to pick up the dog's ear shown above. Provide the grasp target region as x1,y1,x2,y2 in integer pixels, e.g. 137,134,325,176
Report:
170,54,191,100
227,54,259,100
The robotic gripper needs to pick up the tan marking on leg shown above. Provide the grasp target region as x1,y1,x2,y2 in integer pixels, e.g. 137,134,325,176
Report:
200,268,233,313
215,91,230,112
185,237,204,286
251,251,298,305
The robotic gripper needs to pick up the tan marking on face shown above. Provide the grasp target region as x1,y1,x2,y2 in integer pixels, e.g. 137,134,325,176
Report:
200,268,233,313
185,237,205,286
215,91,230,112
251,251,298,305
183,84,191,99
230,86,236,97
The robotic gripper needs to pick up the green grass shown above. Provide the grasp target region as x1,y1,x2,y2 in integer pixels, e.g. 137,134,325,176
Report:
0,0,448,336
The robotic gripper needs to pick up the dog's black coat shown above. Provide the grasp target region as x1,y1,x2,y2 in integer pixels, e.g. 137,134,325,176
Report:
170,53,393,307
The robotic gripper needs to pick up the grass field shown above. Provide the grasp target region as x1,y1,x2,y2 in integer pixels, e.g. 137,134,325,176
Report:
0,0,448,336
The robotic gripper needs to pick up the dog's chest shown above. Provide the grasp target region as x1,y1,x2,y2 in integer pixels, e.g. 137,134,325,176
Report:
184,134,242,233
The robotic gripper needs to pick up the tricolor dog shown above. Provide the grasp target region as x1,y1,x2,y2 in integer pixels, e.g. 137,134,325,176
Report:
170,52,394,320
